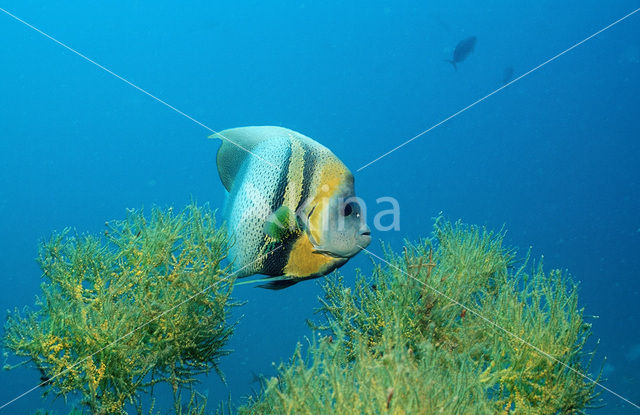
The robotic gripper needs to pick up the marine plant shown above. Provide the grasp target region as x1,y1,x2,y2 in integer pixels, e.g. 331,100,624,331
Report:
240,219,601,414
3,204,237,414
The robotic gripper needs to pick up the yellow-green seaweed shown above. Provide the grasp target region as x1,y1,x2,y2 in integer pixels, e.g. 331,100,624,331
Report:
240,219,601,414
3,204,237,414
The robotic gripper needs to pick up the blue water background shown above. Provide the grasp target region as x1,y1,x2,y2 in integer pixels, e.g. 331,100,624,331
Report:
1,0,639,413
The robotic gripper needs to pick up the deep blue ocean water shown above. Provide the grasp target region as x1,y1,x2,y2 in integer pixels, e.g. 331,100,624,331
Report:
1,1,639,413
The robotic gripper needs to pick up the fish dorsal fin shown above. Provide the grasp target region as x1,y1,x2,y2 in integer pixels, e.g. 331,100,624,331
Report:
210,126,295,192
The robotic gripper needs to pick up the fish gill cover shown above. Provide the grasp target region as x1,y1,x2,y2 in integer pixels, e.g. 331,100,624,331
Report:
3,207,601,414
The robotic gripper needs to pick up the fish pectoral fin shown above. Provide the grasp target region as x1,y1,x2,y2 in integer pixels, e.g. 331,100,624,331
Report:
264,206,303,241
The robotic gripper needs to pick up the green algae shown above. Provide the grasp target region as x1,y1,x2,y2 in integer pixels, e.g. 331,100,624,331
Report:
240,219,601,414
3,209,603,414
3,204,237,414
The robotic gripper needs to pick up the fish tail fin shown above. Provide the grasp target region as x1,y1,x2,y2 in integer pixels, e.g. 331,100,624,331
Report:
446,60,457,71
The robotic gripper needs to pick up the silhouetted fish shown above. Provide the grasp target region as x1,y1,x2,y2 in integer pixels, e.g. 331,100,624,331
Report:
250,371,267,387
37,366,51,387
502,66,514,84
447,36,476,70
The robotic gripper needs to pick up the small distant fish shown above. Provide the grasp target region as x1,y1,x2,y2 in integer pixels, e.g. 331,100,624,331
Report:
446,36,477,70
502,66,514,85
250,371,267,387
37,366,51,387
210,126,371,290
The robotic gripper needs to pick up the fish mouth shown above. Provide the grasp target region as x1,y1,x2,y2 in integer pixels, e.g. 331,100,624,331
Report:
359,230,372,248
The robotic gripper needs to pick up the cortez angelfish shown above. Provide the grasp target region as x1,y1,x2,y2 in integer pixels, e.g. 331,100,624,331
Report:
210,126,371,289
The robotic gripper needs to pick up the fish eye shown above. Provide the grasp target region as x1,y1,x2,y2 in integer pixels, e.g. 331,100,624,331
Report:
342,202,359,217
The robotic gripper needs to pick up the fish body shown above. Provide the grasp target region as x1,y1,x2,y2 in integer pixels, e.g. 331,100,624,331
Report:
447,36,477,70
211,126,371,289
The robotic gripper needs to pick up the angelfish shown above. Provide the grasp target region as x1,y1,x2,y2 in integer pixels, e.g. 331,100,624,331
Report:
210,126,371,289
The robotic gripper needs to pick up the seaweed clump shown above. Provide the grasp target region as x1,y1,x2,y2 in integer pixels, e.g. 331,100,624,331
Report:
4,204,237,414
240,219,601,414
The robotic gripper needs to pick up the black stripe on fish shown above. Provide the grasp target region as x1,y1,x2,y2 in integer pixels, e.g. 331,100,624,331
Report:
269,142,292,213
262,139,316,278
260,233,299,276
296,139,315,212
259,142,295,276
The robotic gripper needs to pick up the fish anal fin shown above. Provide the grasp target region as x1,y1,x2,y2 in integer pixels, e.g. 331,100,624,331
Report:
256,279,300,290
